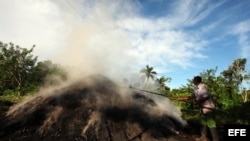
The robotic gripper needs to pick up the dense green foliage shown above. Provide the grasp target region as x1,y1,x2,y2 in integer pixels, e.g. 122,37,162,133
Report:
0,41,67,100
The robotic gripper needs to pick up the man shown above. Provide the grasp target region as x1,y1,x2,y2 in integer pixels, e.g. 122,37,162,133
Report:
177,76,219,141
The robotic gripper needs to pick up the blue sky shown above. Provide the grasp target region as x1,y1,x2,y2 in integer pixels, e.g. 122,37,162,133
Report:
0,0,250,89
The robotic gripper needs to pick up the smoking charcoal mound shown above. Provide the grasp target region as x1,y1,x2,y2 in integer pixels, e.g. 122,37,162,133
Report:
0,74,189,141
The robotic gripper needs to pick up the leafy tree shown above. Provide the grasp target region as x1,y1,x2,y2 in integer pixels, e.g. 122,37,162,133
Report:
31,60,67,86
140,65,157,89
0,41,67,96
242,70,250,102
222,58,247,100
199,67,218,91
0,41,37,96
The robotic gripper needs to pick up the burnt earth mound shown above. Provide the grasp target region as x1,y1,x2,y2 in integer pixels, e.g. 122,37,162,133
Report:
0,74,193,141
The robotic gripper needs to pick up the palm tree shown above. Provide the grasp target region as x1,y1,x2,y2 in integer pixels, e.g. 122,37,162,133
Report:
140,65,157,89
155,76,171,93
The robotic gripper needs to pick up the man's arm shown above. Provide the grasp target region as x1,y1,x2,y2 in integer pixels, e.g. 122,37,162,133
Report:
176,96,191,101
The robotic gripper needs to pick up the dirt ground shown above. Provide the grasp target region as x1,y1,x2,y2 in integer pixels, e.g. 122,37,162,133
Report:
0,75,224,141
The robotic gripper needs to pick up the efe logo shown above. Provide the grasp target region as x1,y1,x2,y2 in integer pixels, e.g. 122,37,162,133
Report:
224,125,249,141
228,129,246,136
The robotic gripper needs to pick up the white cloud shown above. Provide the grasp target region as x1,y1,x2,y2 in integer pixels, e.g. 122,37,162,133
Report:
165,0,225,27
232,20,250,34
231,20,250,58
0,0,218,85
